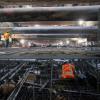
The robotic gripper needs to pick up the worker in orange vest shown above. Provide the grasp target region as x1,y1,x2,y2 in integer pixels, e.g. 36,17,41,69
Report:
3,32,11,48
62,63,75,79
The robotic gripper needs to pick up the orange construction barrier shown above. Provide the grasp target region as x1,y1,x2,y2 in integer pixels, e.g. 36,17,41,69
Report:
62,63,75,79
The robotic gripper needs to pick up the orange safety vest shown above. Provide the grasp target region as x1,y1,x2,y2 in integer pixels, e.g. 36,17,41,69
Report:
3,32,11,40
62,63,75,79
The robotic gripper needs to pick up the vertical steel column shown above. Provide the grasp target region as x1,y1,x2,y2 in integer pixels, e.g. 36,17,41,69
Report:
97,9,100,45
50,60,53,100
96,59,100,92
33,67,35,100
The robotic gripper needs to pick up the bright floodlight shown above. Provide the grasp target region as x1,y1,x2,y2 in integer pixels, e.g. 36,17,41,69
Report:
78,19,84,26
59,41,63,46
34,24,40,27
28,42,31,46
25,5,32,8
66,40,69,44
71,38,78,41
20,39,25,44
78,38,87,44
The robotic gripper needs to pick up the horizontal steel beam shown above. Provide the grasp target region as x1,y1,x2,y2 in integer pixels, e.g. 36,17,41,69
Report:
0,57,99,61
0,6,100,13
0,0,99,4
12,26,98,30
12,34,96,39
0,26,98,34
0,26,97,30
13,27,98,34
0,6,99,21
0,14,97,21
13,33,96,36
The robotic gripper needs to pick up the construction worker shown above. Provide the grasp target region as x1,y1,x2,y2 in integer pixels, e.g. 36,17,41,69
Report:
3,32,11,48
62,63,75,79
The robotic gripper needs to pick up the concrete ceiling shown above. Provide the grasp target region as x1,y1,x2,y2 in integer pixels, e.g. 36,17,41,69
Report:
0,0,100,5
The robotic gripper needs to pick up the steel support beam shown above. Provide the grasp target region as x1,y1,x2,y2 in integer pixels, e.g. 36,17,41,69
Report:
0,6,100,13
97,9,100,46
0,6,100,21
0,0,100,4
